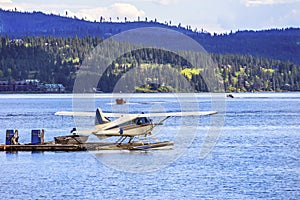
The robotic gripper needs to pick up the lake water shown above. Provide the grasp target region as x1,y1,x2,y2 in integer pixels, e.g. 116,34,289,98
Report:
0,93,299,199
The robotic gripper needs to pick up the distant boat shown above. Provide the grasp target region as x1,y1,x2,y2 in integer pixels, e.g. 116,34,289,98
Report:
115,98,126,104
226,94,234,98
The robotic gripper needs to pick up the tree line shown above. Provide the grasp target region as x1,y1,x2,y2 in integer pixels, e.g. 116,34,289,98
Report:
1,9,300,65
0,36,299,92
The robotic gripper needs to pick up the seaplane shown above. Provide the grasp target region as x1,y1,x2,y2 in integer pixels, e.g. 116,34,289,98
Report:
55,108,217,150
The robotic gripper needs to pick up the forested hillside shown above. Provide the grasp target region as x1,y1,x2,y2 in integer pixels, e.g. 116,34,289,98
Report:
1,9,300,65
0,36,299,92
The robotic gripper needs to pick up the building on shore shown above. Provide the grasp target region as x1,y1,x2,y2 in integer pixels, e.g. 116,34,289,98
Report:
0,79,65,93
43,84,65,93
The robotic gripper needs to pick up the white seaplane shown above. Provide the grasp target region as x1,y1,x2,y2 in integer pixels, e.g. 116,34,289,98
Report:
55,108,217,150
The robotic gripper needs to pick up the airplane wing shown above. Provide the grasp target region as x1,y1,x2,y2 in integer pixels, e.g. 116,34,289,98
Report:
89,111,217,131
55,111,131,118
136,111,217,118
55,109,217,138
100,111,218,118
55,111,94,117
55,111,217,118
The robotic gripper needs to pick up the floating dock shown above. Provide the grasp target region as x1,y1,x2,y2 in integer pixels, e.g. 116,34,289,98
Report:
1,129,173,152
0,143,84,151
0,141,173,152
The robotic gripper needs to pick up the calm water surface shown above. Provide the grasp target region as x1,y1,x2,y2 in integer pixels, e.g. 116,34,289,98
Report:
0,93,299,199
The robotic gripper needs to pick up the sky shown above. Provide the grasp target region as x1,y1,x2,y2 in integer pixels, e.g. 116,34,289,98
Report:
0,0,299,34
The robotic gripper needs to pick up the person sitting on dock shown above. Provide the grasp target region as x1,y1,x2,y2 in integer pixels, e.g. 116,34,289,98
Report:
41,129,45,144
11,130,20,145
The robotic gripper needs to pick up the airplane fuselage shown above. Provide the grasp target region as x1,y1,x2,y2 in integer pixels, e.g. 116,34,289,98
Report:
97,124,154,137
94,117,154,138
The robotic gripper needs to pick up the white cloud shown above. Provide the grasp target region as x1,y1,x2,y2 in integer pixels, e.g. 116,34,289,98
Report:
191,22,228,34
0,1,145,22
244,0,300,6
154,0,179,5
0,0,22,11
68,3,145,22
124,0,180,6
0,0,12,3
278,8,300,27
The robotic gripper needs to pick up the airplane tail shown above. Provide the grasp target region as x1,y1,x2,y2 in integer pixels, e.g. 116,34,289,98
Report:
95,108,110,125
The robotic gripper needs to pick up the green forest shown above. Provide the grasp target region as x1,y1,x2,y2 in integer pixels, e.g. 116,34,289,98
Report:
0,36,299,92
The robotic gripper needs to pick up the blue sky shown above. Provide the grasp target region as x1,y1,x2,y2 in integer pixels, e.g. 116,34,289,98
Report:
0,0,299,33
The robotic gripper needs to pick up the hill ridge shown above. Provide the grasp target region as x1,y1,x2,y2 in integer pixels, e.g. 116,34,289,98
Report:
1,9,300,65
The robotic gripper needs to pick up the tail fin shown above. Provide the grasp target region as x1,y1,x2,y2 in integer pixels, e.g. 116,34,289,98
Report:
95,108,110,125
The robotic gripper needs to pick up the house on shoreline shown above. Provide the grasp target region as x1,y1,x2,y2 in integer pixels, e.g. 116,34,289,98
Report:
0,79,65,93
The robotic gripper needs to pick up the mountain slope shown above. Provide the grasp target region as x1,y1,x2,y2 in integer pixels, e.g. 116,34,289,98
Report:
1,9,300,64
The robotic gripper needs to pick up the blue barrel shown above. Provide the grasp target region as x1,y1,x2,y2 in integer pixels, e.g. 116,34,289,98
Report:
6,130,14,145
31,130,43,144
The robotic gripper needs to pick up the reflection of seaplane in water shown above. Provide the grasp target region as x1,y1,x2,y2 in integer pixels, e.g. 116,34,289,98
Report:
55,108,217,150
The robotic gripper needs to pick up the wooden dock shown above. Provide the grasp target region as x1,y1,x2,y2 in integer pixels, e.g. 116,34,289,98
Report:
0,144,85,152
0,141,173,152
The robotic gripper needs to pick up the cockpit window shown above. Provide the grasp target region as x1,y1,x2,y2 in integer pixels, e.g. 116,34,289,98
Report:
134,117,150,125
